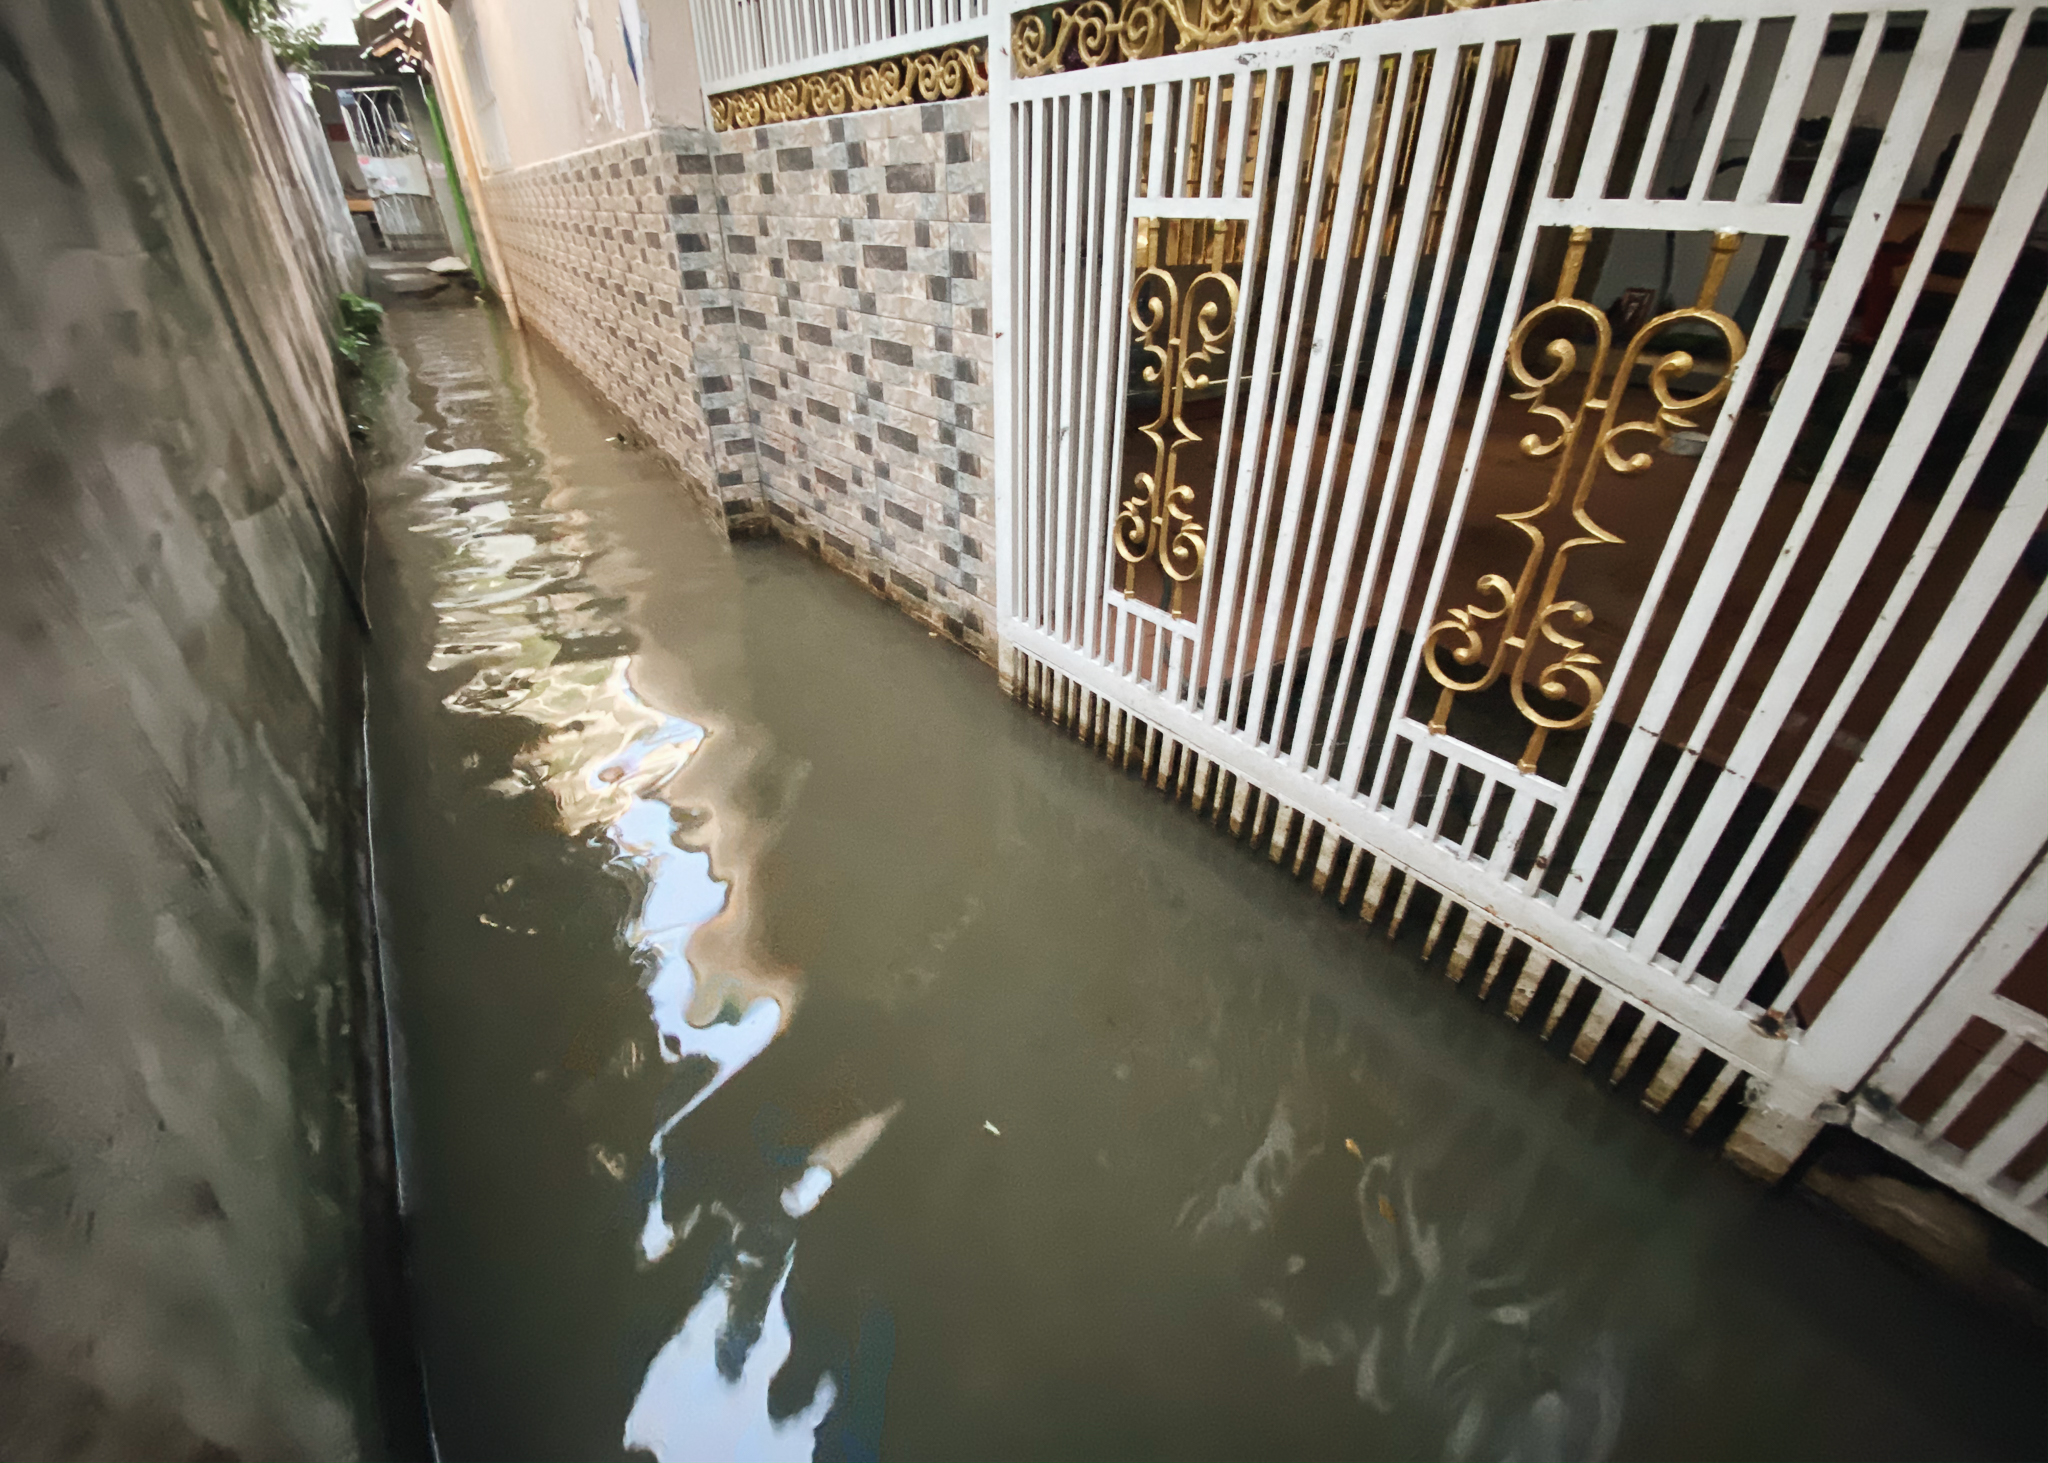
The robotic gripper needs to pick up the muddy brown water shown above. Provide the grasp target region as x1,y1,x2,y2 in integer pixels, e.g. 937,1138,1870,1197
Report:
361,296,2043,1462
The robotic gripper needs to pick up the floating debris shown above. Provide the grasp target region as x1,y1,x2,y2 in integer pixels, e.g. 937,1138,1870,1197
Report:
417,447,505,470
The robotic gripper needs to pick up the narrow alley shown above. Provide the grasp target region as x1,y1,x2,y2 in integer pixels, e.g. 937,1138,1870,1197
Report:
360,275,2041,1460
7,0,2048,1458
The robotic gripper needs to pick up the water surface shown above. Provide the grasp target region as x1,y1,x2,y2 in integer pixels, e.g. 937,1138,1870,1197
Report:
364,298,2044,1462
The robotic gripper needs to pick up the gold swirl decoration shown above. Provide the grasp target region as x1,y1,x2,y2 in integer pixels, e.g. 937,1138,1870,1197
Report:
709,43,987,130
1113,222,1240,619
1422,227,1747,775
1013,0,1500,76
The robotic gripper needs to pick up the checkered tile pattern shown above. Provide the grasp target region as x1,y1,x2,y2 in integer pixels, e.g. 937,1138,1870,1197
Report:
482,100,995,660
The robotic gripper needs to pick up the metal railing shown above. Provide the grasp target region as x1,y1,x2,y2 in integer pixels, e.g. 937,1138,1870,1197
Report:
993,0,2048,1235
691,0,991,92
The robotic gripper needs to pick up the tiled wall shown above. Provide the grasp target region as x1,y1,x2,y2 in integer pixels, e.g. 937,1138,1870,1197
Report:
481,100,996,660
484,133,742,517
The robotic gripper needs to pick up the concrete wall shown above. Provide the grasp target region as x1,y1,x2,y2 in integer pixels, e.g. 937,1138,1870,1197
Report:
0,2,399,1457
475,98,997,660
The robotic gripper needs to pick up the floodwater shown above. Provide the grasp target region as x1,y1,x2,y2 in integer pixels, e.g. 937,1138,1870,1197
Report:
361,292,2044,1462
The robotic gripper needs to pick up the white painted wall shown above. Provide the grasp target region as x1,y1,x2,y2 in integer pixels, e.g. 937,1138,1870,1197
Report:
447,0,707,171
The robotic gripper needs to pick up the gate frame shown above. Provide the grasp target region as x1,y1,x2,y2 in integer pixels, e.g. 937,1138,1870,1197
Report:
987,0,2048,1226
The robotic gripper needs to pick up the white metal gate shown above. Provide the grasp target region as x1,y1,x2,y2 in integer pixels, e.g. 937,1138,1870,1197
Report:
993,0,2048,1231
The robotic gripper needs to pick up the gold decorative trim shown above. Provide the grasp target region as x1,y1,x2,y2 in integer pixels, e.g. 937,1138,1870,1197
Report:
1114,220,1241,618
708,44,988,130
1014,0,1503,77
1423,228,1747,774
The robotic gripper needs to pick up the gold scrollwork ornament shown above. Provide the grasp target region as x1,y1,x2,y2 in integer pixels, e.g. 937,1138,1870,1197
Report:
1113,229,1238,618
1422,227,1746,775
1013,0,1495,75
709,43,987,130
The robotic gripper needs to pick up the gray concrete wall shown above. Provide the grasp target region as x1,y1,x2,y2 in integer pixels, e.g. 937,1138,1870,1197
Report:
479,99,997,661
0,2,392,1457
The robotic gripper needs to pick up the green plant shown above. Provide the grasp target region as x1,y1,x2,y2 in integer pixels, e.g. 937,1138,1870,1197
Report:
222,0,325,72
334,292,385,371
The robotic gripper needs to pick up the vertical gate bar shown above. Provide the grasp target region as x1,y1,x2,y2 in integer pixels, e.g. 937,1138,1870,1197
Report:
1641,1036,1705,1113
1317,34,1540,784
1348,32,1592,804
1541,12,1888,908
1682,1061,1743,1135
1083,88,1132,662
1458,776,1495,861
1924,1032,2023,1144
1966,1082,2048,1184
1629,18,1695,199
1186,67,1270,682
990,41,1020,648
1609,1016,1655,1085
1791,697,2048,1101
1392,733,1430,826
1707,304,2048,996
1624,3,1965,766
1539,970,1584,1040
1485,786,1535,878
1244,55,1394,756
1292,38,1509,776
1725,13,1835,209
1225,61,1347,735
1766,582,2048,1013
1200,63,1312,724
1553,10,1955,921
1867,1009,1986,1122
1277,51,1430,771
1677,13,2035,979
1633,30,2046,967
1572,988,1624,1063
1027,98,1052,633
1504,946,1551,1022
1564,24,1650,203
1064,90,1101,652
1203,67,1229,198
1686,17,1759,201
1146,79,1171,198
1424,754,1460,842
1866,853,2048,1120
993,83,1019,635
1051,94,1084,648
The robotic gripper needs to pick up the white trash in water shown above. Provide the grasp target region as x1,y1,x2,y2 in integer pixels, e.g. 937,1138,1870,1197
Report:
427,255,472,274
1662,430,1710,458
417,447,506,470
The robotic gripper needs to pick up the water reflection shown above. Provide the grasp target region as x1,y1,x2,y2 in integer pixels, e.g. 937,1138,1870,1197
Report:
624,1247,835,1462
401,324,874,1462
379,310,2042,1463
1167,990,1628,1463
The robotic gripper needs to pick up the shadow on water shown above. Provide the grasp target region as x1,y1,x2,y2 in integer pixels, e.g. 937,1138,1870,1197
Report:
362,296,2045,1462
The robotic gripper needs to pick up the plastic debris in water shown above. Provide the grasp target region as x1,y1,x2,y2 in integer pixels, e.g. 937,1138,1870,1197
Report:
983,1120,1001,1137
1377,1195,1396,1224
417,447,506,470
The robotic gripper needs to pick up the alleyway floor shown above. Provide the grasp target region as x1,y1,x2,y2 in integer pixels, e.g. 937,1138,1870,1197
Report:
361,287,2045,1461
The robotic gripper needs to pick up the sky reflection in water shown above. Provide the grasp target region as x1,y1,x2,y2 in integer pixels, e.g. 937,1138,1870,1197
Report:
409,433,879,1461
